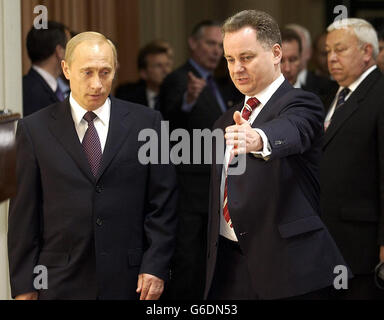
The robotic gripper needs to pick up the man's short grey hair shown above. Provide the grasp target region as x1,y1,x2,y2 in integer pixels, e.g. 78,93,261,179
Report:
286,23,312,49
327,18,379,59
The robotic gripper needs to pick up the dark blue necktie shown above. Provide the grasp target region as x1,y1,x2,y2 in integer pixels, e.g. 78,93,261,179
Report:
207,75,227,113
55,86,65,102
334,87,350,113
82,112,102,177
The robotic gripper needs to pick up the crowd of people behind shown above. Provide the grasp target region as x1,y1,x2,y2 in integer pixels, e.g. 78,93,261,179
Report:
10,10,384,300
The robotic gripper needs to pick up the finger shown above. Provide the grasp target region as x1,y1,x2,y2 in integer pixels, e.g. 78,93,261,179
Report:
146,284,164,300
140,280,150,300
188,71,199,82
136,274,143,293
225,125,239,133
233,111,247,125
231,146,246,156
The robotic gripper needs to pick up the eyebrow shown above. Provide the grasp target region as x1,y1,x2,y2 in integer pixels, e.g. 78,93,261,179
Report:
80,66,113,71
224,51,255,58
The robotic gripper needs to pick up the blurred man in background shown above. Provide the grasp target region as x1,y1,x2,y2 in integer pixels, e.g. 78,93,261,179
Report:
116,41,172,109
23,21,69,116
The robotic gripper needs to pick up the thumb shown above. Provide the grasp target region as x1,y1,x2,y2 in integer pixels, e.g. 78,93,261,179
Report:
233,111,246,125
188,71,197,81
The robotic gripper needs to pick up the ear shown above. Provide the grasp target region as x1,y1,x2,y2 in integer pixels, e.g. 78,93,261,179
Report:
55,44,65,60
272,43,282,64
62,60,70,80
188,36,197,51
139,69,148,81
362,43,374,63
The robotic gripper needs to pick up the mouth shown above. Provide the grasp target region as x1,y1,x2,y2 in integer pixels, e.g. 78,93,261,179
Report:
330,68,342,73
236,77,249,84
88,94,103,99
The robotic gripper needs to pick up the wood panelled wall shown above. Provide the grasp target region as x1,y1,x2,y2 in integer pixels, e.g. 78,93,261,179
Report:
21,0,140,85
21,0,327,89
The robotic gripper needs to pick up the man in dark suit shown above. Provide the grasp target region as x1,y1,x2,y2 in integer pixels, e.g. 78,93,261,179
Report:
116,42,172,109
23,21,69,117
158,20,241,300
8,32,178,300
281,28,337,104
285,24,337,104
321,18,384,299
205,10,349,300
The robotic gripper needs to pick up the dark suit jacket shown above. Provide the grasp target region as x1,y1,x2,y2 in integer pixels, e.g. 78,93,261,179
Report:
8,97,178,300
320,68,384,275
205,80,349,299
158,61,242,214
302,70,338,106
115,80,148,107
23,68,59,117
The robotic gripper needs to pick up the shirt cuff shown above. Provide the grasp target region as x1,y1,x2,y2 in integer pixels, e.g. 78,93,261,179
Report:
250,128,271,161
181,92,196,112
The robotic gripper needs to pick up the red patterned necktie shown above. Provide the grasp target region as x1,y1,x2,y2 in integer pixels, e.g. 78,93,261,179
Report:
223,97,260,228
82,111,102,177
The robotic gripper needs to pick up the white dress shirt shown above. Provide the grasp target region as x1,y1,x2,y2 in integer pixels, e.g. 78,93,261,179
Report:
69,93,111,152
146,88,158,110
324,65,377,124
293,69,307,89
220,74,285,241
32,65,58,92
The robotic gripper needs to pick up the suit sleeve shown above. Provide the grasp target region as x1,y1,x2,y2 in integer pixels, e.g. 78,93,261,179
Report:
257,90,324,161
139,111,179,281
8,120,42,298
158,72,188,130
378,108,384,245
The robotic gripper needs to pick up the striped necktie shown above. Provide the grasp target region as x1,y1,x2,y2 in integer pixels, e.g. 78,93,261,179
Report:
223,97,260,228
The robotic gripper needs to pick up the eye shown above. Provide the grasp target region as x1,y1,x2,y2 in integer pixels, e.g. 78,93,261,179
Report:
226,57,235,63
241,56,253,62
335,47,347,54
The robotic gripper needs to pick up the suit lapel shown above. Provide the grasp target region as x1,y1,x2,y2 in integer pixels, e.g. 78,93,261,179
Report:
96,97,133,181
251,80,292,127
48,100,95,183
323,68,381,148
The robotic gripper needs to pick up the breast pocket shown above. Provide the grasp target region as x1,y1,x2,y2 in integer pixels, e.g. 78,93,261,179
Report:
278,215,324,248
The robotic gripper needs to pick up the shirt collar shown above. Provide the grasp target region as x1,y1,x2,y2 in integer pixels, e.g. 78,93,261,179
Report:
32,65,58,92
344,65,377,93
146,88,157,100
189,58,211,79
69,93,111,127
245,74,285,107
297,69,307,86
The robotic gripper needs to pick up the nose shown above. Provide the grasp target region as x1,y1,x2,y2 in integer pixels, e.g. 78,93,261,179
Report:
281,61,291,73
328,50,337,64
90,75,102,90
234,60,245,74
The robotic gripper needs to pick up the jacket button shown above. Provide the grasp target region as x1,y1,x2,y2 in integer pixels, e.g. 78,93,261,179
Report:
96,185,103,193
96,218,103,226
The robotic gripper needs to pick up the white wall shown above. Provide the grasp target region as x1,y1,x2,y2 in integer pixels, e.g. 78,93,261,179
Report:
0,0,22,300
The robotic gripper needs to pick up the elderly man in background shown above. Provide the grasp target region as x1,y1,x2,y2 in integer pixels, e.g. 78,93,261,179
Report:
321,18,384,299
